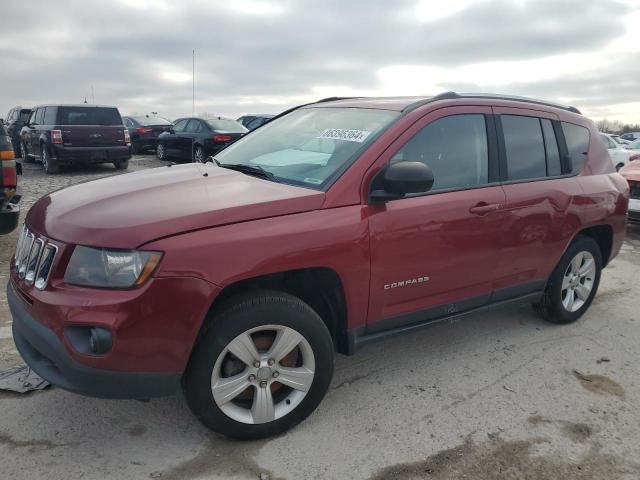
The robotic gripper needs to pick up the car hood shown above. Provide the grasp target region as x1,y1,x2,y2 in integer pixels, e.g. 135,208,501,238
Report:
620,161,640,182
26,163,325,248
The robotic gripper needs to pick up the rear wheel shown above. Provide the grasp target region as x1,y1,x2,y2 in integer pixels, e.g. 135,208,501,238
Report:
114,159,129,170
184,291,334,440
533,236,602,324
193,145,205,163
41,144,59,174
616,163,624,172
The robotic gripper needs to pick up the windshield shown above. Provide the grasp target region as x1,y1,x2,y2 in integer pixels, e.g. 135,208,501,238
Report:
206,118,247,133
132,116,172,126
213,107,398,189
57,107,122,126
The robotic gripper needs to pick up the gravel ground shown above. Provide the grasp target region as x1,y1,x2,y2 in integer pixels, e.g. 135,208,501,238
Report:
1,157,639,479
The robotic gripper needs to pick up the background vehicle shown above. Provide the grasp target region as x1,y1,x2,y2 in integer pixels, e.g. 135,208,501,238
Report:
620,161,640,223
610,134,630,146
156,116,247,162
237,114,275,130
20,105,131,173
9,93,628,440
600,132,633,170
625,138,640,154
123,115,173,154
4,106,32,155
620,132,640,141
0,122,20,234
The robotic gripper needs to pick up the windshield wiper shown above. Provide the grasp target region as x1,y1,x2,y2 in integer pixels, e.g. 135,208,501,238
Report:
216,162,279,183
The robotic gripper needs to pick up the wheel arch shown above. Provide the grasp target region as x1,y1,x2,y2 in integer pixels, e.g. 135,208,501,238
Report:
572,224,614,267
202,267,350,355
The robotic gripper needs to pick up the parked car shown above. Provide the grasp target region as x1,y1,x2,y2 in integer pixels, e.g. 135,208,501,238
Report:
8,93,628,440
4,106,32,155
156,117,247,163
600,132,633,171
610,134,630,146
0,122,21,234
237,114,275,130
619,160,640,223
20,104,131,174
123,115,173,154
620,132,640,141
625,139,640,152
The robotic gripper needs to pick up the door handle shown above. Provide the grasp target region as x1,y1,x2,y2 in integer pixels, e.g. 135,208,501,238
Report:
469,202,501,215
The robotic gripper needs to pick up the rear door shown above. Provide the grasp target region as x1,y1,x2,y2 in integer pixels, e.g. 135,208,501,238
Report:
177,119,202,159
367,107,509,332
492,107,584,297
163,119,188,156
57,106,126,149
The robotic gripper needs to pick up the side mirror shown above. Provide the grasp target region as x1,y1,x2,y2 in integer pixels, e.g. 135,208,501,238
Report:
370,161,434,202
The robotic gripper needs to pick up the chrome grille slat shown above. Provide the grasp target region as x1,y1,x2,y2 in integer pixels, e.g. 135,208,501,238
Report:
13,225,59,290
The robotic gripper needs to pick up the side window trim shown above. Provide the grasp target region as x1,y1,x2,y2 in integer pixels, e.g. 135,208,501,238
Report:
551,120,572,174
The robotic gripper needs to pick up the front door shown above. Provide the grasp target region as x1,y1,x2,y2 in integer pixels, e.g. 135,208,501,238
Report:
367,107,508,333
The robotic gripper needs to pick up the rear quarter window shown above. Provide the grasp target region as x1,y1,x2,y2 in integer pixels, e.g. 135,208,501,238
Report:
56,107,123,126
562,122,590,173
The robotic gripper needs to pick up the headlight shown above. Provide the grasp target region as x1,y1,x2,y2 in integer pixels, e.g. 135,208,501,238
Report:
64,246,162,288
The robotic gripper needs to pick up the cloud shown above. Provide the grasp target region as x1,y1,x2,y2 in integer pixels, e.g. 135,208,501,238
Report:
0,0,638,122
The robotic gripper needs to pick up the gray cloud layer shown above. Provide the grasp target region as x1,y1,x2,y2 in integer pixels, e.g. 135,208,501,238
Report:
0,0,637,121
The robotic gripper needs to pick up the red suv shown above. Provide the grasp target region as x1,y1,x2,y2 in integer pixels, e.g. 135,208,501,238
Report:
8,93,628,439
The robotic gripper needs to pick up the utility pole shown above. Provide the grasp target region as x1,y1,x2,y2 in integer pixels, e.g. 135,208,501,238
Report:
91,85,95,104
192,49,195,116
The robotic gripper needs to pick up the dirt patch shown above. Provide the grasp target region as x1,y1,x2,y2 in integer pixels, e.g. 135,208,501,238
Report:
593,288,632,304
0,432,71,451
155,436,281,480
369,434,635,480
128,424,147,437
573,370,625,397
562,422,593,443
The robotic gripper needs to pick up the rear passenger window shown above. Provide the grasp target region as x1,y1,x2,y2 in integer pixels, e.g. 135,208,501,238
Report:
391,114,489,192
562,122,589,173
541,119,562,176
43,107,56,125
501,115,546,181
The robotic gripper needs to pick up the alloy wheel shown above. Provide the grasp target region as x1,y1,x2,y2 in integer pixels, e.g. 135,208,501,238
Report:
41,146,48,170
194,146,204,163
157,143,165,160
210,324,315,425
561,251,596,312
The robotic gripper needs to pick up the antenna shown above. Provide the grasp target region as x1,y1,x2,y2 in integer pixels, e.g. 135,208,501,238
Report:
192,49,195,116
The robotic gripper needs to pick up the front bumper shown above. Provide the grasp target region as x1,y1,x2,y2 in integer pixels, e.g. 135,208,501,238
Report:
8,283,181,399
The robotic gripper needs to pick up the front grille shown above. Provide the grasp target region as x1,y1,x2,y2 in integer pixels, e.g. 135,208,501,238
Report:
630,182,640,200
14,226,58,290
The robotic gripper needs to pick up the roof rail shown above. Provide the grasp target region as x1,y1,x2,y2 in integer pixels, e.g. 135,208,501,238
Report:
315,96,363,103
403,92,582,115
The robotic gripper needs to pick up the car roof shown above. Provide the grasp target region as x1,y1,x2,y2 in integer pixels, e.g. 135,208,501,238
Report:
31,104,119,109
308,92,582,115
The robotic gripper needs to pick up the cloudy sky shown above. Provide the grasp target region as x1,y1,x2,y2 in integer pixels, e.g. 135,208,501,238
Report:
1,0,639,123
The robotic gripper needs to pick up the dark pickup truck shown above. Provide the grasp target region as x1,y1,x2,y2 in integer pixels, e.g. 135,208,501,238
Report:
20,104,131,174
0,121,20,234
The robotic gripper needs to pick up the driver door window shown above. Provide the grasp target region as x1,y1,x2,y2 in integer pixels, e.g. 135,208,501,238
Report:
390,114,489,192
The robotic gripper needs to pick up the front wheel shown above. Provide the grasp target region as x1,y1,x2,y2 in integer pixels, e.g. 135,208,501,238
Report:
533,236,602,324
184,291,334,440
156,142,168,161
21,141,34,163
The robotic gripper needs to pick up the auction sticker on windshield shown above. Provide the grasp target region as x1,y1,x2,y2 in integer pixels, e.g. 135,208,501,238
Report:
317,128,371,142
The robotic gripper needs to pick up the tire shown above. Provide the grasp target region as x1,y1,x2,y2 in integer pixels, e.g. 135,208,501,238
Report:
114,159,129,170
21,141,34,163
616,163,624,172
533,236,602,324
156,142,168,161
130,142,139,155
193,145,205,163
41,144,59,174
184,290,334,440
